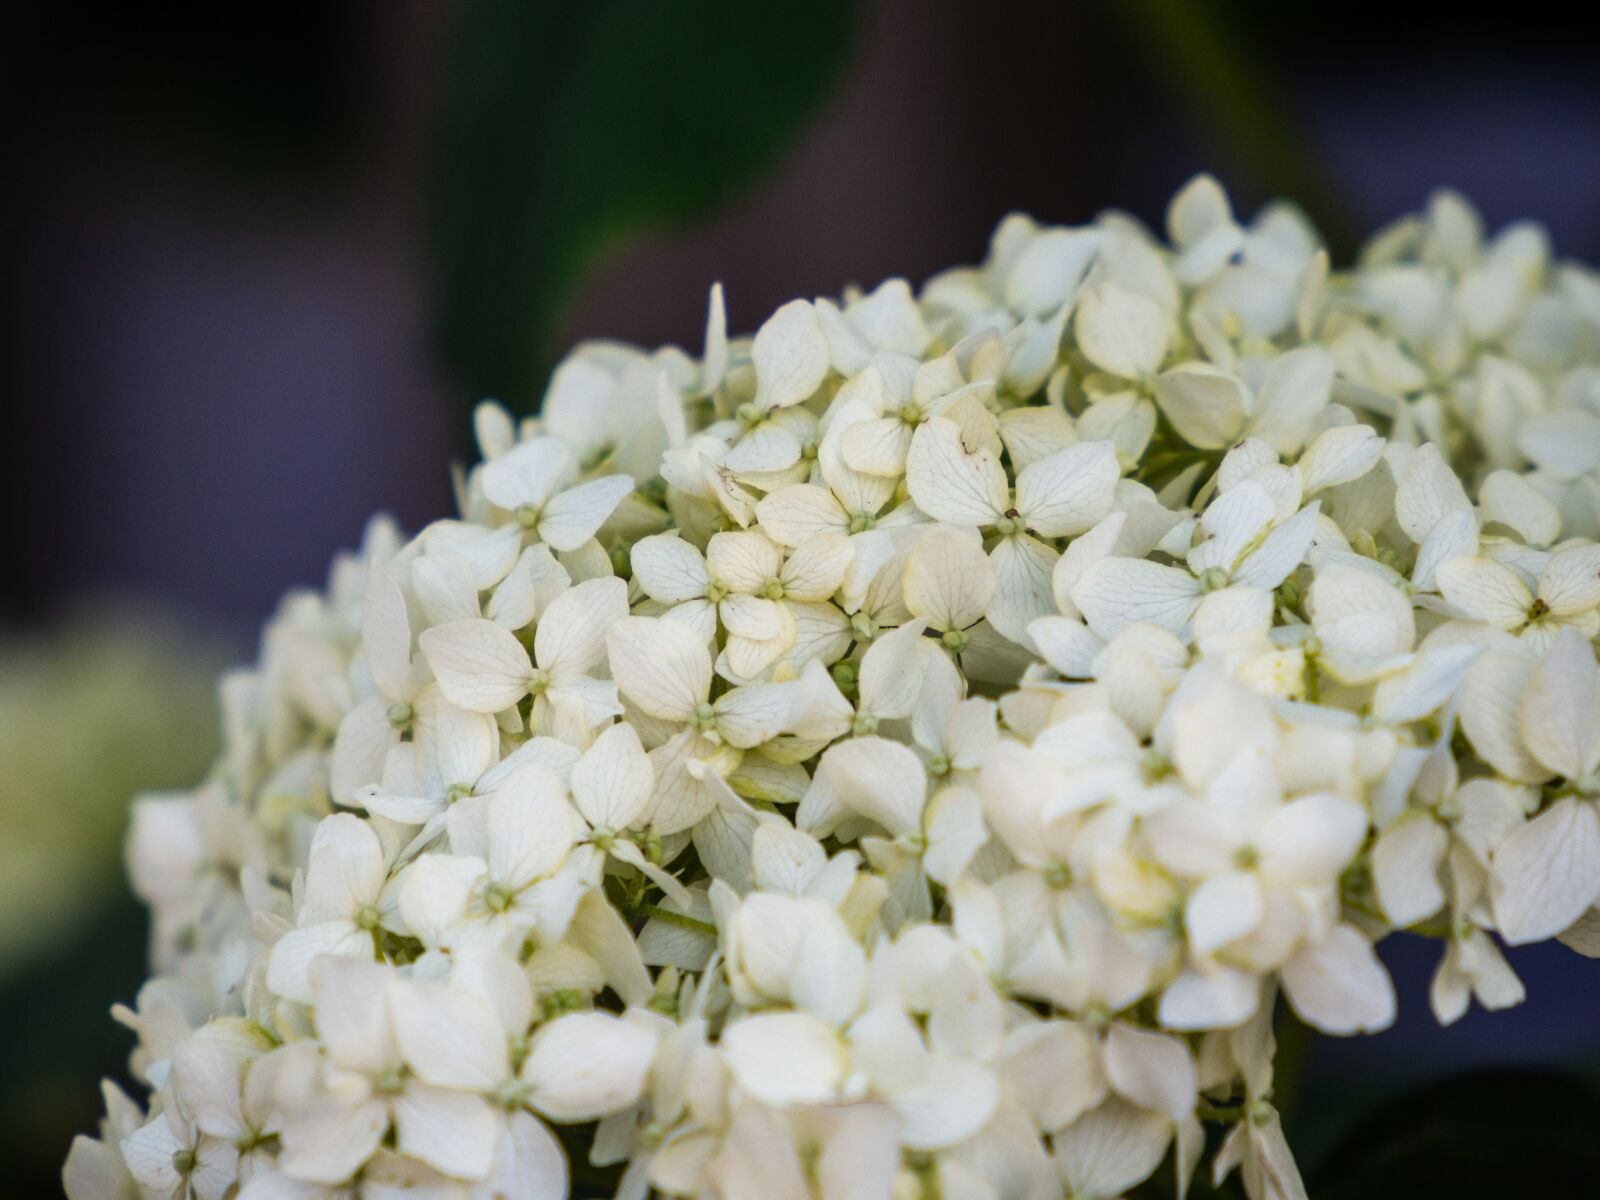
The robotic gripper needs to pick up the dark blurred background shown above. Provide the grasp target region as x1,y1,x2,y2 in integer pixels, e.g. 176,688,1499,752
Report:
1,2,1597,1196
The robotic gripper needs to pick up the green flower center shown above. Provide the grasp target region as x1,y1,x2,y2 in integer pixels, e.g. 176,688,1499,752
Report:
541,988,583,1018
373,1067,406,1095
484,881,516,913
993,510,1023,536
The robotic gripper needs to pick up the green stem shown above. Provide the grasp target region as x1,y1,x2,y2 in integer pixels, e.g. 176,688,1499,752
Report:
640,905,717,937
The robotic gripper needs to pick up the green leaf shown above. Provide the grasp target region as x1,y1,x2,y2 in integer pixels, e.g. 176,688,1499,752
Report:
428,0,857,416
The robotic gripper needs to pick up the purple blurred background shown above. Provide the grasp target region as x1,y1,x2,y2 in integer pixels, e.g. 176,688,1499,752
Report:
8,2,1597,638
2,0,1598,1185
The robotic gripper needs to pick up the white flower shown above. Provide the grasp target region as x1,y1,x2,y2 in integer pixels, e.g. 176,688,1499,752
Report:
278,957,499,1182
420,576,628,727
266,814,397,1005
84,175,1600,1200
1437,542,1600,649
1073,483,1320,641
477,436,635,552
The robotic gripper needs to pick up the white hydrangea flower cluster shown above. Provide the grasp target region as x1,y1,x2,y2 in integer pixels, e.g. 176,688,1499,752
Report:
67,176,1600,1200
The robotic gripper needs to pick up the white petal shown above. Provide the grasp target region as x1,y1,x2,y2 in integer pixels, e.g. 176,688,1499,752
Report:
1519,626,1600,779
1492,797,1600,943
1054,1098,1171,1200
857,619,933,720
722,1012,847,1105
572,723,655,830
397,854,484,946
722,421,801,474
278,1098,388,1185
534,576,627,679
332,697,400,807
481,438,571,511
537,475,633,552
1257,794,1368,886
419,618,532,713
843,416,915,477
752,300,831,409
1153,364,1247,450
1309,562,1414,664
902,526,996,632
987,534,1059,647
302,813,386,923
1184,871,1264,953
754,484,849,546
1411,508,1478,594
1372,812,1447,927
780,532,854,602
706,529,784,592
999,1021,1106,1132
362,560,412,702
790,918,869,1026
521,1012,657,1121
416,689,497,790
1437,556,1532,628
630,533,709,603
424,521,523,590
1372,644,1480,724
1281,924,1395,1034
413,551,483,626
1158,966,1261,1030
1015,440,1120,537
891,1057,1000,1151
905,417,1008,526
484,765,576,884
1071,558,1198,639
393,1081,498,1180
1480,469,1561,547
1395,443,1472,543
478,1111,567,1200
1298,424,1384,495
606,616,711,721
820,736,927,838
713,682,795,748
1539,543,1600,616
1249,346,1335,455
391,981,509,1091
1075,282,1168,379
1233,502,1321,590
1518,409,1600,480
1460,651,1550,783
1103,1024,1197,1123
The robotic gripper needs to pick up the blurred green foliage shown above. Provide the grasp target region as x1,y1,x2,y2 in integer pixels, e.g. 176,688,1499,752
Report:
429,0,859,417
0,612,221,1196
